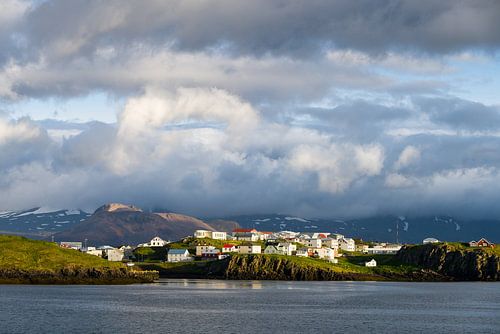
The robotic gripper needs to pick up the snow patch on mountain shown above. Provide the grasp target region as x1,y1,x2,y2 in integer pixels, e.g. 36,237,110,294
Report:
284,216,310,223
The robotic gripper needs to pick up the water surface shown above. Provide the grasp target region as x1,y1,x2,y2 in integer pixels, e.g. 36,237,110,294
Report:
0,280,499,333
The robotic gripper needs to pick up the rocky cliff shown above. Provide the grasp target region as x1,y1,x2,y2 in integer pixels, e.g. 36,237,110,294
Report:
395,243,499,281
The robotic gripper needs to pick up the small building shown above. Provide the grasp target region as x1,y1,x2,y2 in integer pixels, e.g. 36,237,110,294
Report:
364,244,402,255
196,245,217,256
237,244,261,254
85,249,103,257
365,259,377,267
312,233,330,239
59,242,83,250
339,238,355,252
211,231,227,240
138,236,168,247
305,239,322,248
234,232,260,242
277,242,296,256
200,248,225,260
423,238,440,244
106,248,124,262
167,249,193,262
322,238,339,250
296,248,309,257
264,245,280,255
330,233,345,240
222,244,237,253
194,230,213,238
469,238,495,248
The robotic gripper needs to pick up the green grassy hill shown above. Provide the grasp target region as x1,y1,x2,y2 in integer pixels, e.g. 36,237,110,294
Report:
0,235,157,284
0,235,122,270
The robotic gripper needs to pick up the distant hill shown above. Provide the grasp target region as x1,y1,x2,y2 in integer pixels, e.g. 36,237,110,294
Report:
1,204,499,244
0,207,90,238
53,204,216,246
218,214,500,244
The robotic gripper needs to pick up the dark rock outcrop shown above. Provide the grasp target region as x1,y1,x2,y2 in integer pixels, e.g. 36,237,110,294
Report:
0,267,158,284
395,243,499,281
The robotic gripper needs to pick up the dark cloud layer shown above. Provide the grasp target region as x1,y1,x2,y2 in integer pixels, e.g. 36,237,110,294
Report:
17,0,500,60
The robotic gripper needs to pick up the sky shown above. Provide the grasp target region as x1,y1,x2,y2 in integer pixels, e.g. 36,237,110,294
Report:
1,0,500,218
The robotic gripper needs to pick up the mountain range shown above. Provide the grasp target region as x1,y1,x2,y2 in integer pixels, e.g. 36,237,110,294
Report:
1,203,499,245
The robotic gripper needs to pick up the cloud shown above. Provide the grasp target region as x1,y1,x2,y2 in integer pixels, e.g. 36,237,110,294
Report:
394,146,421,170
18,0,500,59
415,97,500,132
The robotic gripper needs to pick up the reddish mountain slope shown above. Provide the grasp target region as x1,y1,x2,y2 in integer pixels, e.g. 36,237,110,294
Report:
53,204,215,246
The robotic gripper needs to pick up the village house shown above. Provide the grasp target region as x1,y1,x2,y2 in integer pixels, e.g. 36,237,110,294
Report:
365,259,377,267
59,241,83,250
312,232,330,239
138,236,168,247
237,244,262,254
84,247,103,257
194,230,227,240
264,245,280,255
194,230,212,238
296,248,309,257
277,242,297,255
233,229,261,242
310,247,332,260
105,248,124,262
222,244,237,253
304,238,322,248
167,249,193,262
322,238,339,250
199,248,226,260
330,233,345,240
258,231,273,241
339,238,356,252
364,243,402,255
211,231,227,240
423,237,440,244
196,245,217,256
119,245,135,260
469,238,495,248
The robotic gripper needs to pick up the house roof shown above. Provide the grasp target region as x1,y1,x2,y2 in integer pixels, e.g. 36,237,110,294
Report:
168,249,188,255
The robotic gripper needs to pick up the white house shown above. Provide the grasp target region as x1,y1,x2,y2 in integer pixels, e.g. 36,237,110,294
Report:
296,248,309,257
222,244,237,253
264,245,280,254
106,248,124,262
59,242,83,250
330,233,345,240
211,231,227,240
365,259,377,267
139,236,168,247
237,244,262,254
85,249,103,257
322,238,339,250
277,242,296,255
194,230,213,238
364,244,402,255
312,233,330,239
305,239,322,248
196,245,217,256
423,238,440,244
167,249,193,262
339,238,355,252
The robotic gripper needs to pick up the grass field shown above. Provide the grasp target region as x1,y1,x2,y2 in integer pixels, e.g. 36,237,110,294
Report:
0,235,123,271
